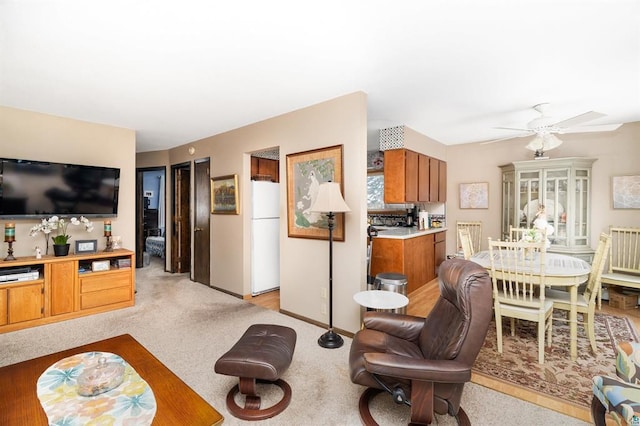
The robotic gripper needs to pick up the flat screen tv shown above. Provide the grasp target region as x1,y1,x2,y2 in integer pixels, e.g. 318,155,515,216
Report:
0,158,120,219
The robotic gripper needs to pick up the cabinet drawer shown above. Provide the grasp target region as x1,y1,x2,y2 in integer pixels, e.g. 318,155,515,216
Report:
81,286,131,310
80,271,131,293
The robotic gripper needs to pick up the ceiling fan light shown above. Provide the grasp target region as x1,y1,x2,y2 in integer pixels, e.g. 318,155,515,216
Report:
545,133,563,150
525,133,563,152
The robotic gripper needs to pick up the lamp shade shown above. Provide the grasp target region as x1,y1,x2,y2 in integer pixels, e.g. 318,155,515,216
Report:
310,182,350,213
525,133,563,152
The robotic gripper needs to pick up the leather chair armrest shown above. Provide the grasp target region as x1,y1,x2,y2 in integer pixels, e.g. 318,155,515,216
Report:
363,312,425,342
364,353,471,383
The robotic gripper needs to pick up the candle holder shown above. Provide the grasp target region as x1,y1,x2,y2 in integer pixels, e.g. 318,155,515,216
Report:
4,241,16,261
104,235,113,252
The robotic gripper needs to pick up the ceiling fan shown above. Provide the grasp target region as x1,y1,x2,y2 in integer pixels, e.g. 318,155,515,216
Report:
484,103,622,157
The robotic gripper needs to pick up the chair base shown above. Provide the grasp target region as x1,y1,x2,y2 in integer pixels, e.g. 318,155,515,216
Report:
357,387,470,426
225,377,292,421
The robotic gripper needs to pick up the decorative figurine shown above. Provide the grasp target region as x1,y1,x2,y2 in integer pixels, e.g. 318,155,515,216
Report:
35,246,42,259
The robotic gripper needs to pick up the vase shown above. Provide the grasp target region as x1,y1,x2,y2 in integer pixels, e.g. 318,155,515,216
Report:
53,244,70,257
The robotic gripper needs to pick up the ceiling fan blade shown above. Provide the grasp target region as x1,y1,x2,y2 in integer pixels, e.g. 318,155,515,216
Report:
493,126,532,132
480,132,531,145
551,111,606,129
557,123,623,134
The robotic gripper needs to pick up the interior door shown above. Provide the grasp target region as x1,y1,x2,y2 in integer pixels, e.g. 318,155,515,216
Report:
172,163,191,273
193,159,211,285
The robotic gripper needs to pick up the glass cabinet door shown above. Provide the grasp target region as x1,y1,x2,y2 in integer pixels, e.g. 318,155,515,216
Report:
543,168,569,247
500,158,595,261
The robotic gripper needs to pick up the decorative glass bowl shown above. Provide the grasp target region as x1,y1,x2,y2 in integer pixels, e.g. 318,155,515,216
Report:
77,357,125,396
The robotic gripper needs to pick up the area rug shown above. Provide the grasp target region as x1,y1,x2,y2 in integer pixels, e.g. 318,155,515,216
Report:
473,312,640,411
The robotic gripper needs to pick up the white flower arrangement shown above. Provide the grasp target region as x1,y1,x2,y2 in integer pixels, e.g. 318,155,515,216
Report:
29,216,94,247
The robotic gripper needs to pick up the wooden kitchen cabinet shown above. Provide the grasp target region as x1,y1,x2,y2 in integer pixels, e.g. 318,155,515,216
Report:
384,149,446,203
429,158,447,202
384,149,418,203
434,231,446,269
370,232,442,294
251,157,279,182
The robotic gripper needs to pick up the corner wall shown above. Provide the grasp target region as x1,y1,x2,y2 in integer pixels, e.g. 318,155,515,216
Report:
0,106,136,256
139,92,369,334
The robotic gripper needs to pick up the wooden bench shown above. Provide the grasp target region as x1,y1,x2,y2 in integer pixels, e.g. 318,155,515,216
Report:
601,227,640,308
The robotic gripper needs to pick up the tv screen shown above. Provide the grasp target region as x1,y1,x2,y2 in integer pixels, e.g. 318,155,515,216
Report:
0,158,120,219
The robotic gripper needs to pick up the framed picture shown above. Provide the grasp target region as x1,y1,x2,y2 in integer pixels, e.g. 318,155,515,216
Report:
211,174,240,214
286,145,345,241
459,182,489,209
75,239,98,254
612,175,640,209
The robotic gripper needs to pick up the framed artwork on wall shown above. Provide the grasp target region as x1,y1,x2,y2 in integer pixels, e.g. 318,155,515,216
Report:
286,145,344,241
459,182,489,209
211,174,239,214
612,175,640,209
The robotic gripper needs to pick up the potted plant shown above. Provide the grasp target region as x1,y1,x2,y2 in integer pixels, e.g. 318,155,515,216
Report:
30,216,94,256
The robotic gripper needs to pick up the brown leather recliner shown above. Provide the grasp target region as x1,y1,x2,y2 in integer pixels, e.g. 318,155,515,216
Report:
349,258,493,425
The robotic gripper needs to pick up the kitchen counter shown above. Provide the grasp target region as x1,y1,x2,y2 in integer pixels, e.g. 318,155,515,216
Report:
373,226,447,240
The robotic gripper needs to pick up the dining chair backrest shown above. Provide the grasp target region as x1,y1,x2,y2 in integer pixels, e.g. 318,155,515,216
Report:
457,221,482,253
459,228,474,259
584,233,612,305
509,226,529,242
488,238,547,307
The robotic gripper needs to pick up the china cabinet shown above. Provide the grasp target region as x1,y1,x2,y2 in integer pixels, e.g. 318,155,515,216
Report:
500,157,596,261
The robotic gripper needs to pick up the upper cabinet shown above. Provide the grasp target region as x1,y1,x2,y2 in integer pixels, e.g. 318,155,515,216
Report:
500,157,596,261
384,149,446,204
251,157,279,182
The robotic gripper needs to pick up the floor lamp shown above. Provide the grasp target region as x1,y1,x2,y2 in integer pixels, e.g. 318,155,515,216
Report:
310,182,350,349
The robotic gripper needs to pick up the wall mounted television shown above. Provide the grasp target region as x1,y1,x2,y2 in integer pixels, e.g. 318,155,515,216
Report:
0,158,120,219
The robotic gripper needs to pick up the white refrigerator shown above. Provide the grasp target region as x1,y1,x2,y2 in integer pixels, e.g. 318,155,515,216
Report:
251,181,280,295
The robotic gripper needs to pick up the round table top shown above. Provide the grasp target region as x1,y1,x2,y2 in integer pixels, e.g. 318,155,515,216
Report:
353,290,409,310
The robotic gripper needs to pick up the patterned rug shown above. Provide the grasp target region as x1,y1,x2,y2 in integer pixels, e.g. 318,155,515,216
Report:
473,312,640,409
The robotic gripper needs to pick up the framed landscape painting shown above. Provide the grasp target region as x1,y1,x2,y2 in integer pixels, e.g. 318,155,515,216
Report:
211,174,239,214
286,145,344,241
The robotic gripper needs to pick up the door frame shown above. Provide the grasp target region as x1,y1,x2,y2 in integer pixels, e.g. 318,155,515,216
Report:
135,166,166,269
171,162,191,273
193,158,211,285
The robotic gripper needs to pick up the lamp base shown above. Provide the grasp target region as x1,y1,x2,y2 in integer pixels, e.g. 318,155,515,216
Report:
318,329,343,349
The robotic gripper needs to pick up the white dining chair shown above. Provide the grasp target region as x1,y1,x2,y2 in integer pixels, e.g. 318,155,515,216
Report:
457,221,482,254
545,232,611,354
488,238,552,364
458,228,474,260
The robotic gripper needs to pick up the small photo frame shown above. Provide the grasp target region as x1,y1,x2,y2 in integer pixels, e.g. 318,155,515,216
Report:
75,239,98,254
612,175,640,209
211,174,240,214
459,182,489,209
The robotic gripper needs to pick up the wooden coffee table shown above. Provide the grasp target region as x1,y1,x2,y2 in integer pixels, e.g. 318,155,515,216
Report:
0,334,224,425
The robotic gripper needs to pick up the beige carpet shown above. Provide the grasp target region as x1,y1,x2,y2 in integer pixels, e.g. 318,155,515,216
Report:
0,258,588,425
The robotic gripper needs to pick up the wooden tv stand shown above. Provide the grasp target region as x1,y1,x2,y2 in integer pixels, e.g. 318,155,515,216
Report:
0,249,135,334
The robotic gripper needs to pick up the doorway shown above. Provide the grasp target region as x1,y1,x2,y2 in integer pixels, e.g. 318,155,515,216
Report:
172,162,191,273
250,148,280,299
135,167,166,269
193,158,211,285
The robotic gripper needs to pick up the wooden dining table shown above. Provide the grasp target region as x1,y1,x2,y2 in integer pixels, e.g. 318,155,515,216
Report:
470,250,591,361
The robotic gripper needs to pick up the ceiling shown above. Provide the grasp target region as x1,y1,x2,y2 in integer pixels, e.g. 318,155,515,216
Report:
1,1,639,153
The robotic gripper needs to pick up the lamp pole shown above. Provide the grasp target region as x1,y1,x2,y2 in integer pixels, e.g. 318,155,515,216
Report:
318,210,343,348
